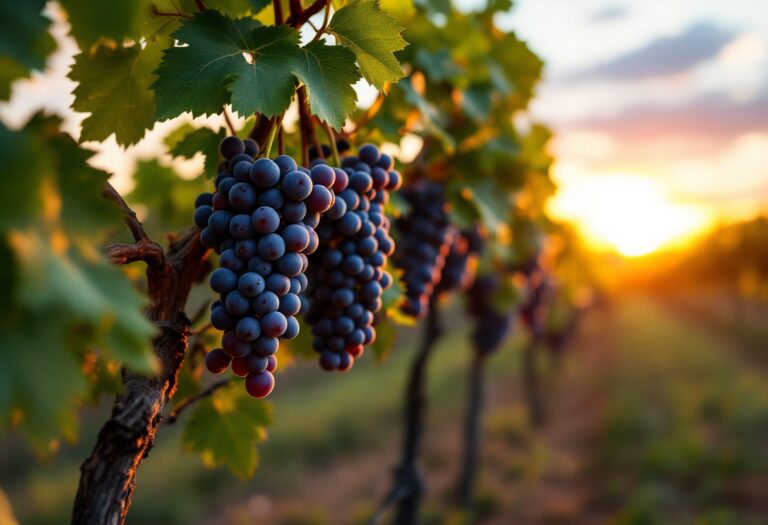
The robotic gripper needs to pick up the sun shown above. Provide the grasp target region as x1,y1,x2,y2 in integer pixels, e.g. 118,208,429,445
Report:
548,174,712,257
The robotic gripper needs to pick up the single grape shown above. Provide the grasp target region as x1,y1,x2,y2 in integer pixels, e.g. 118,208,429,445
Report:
258,233,286,261
205,348,232,374
220,136,245,159
282,171,313,201
210,267,238,293
229,182,257,210
261,311,288,337
250,158,281,188
251,206,280,234
238,272,266,297
282,223,310,252
252,291,280,315
245,371,275,398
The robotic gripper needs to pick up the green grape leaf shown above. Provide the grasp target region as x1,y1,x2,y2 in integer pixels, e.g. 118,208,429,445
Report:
399,77,454,152
328,0,407,90
454,179,511,235
293,40,360,130
182,383,273,477
415,49,462,82
462,83,493,122
0,116,159,449
152,11,261,120
0,314,88,453
229,25,304,118
0,58,29,100
10,232,158,373
414,0,451,15
70,43,162,146
248,0,272,12
164,124,226,177
59,0,151,48
0,0,54,70
370,317,396,361
0,0,55,100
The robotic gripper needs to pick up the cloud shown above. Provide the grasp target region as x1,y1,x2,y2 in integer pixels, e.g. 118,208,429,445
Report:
564,88,768,141
570,23,735,81
590,5,629,23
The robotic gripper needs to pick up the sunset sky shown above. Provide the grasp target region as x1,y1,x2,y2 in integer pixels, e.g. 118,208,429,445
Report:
1,1,766,257
499,0,768,255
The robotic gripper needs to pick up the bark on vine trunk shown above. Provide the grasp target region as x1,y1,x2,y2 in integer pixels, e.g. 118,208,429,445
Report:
455,350,486,508
71,226,208,525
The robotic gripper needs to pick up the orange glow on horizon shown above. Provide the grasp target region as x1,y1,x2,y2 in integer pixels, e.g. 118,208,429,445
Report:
548,174,714,257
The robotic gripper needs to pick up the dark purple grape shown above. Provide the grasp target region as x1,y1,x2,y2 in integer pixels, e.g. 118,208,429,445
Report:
282,171,313,201
220,136,244,159
250,158,281,188
235,317,262,341
258,233,286,260
251,206,280,234
205,348,232,374
238,272,266,297
245,371,275,398
282,224,310,252
210,267,238,293
252,291,279,315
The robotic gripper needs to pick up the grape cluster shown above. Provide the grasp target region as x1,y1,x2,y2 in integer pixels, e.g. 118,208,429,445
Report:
393,182,454,318
434,226,484,296
520,268,554,338
304,144,400,371
193,136,336,398
466,274,514,355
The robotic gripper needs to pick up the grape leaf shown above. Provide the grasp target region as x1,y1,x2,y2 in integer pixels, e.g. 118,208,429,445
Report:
0,117,158,449
152,11,261,120
248,0,272,12
164,124,226,177
328,0,407,90
0,314,88,452
0,0,54,69
59,0,152,48
0,58,29,100
70,43,162,146
0,0,54,99
370,317,396,361
229,25,304,117
10,231,158,374
462,84,493,122
292,41,360,130
415,48,462,82
182,383,273,477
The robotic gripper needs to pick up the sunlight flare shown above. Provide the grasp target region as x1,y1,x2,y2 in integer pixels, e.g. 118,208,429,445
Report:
548,174,713,256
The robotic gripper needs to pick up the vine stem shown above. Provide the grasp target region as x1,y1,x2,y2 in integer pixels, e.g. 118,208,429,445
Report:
222,108,237,136
72,185,209,525
273,0,283,24
455,350,487,510
310,0,333,42
263,116,281,158
322,123,340,166
165,379,231,424
297,86,312,167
